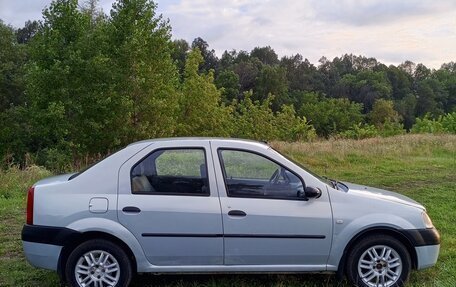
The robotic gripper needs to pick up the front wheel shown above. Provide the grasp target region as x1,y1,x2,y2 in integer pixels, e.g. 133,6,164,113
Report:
346,234,411,287
65,239,132,287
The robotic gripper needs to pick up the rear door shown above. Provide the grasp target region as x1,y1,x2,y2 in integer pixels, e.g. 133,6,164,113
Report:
118,140,223,266
211,141,333,268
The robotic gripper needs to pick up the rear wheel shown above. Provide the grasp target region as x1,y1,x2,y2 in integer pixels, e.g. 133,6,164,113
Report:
65,239,132,287
346,235,411,287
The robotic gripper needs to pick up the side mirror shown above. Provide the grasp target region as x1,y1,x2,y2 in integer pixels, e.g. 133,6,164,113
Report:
305,186,322,199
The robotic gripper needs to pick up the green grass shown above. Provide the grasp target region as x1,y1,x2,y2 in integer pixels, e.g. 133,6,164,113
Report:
0,134,455,286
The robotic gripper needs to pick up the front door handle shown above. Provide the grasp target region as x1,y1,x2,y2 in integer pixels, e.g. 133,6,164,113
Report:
228,210,246,217
122,206,141,213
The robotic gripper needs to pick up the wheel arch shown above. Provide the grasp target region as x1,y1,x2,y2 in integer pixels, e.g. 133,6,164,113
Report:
57,231,137,282
336,226,418,280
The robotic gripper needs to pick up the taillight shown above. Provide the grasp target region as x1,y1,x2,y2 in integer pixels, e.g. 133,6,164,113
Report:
26,187,34,225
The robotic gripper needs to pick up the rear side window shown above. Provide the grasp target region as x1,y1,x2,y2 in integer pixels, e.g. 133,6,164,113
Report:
131,148,209,196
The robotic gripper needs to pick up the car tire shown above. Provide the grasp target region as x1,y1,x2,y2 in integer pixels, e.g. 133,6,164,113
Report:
65,239,132,287
346,234,411,287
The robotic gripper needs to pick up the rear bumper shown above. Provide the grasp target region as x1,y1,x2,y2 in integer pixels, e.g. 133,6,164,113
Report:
22,241,62,270
21,224,81,271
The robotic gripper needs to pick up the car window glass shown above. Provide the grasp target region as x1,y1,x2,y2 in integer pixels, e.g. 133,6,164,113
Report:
131,148,209,196
219,149,304,200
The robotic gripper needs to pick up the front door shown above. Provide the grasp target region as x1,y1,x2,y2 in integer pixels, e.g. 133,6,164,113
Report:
118,141,223,266
211,144,333,267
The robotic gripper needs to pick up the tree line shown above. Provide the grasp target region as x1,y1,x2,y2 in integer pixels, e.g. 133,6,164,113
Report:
0,0,455,171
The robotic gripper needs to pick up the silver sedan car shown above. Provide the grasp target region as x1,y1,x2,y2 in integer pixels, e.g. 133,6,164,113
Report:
21,138,440,287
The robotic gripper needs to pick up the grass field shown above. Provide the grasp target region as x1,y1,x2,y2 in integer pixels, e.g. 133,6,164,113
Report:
0,134,454,286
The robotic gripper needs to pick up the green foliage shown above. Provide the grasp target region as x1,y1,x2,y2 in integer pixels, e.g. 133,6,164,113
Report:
415,79,448,117
411,113,456,134
109,0,179,141
299,93,364,137
0,107,30,166
191,37,219,73
254,65,289,110
177,48,232,137
369,99,401,127
274,105,316,141
338,70,392,111
231,91,277,140
338,123,379,140
0,20,26,112
2,0,456,170
215,69,240,102
394,93,416,129
230,92,315,142
24,0,127,161
441,112,456,133
378,120,405,137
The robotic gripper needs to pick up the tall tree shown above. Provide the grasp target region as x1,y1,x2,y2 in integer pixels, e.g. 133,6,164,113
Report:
415,78,447,116
299,93,364,137
337,70,392,111
215,70,240,102
25,0,128,159
254,65,289,111
110,0,179,140
171,39,189,80
369,99,401,127
434,63,456,112
191,37,219,73
0,20,26,111
177,49,232,136
281,54,323,93
250,46,279,66
16,20,39,44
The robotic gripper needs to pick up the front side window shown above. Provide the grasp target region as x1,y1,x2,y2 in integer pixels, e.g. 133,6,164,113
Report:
219,149,304,200
131,148,209,196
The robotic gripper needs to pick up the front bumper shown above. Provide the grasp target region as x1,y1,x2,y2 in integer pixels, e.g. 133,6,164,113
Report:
402,227,440,246
415,244,440,269
21,224,81,271
402,227,440,269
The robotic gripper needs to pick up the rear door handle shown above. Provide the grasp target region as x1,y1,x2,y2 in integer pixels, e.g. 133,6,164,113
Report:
122,206,141,213
228,210,246,217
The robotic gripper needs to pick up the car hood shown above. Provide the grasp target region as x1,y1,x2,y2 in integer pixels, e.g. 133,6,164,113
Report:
34,173,76,186
342,182,425,210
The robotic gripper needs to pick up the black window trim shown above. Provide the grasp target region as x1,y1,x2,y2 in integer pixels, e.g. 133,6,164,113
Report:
130,147,211,197
217,148,307,201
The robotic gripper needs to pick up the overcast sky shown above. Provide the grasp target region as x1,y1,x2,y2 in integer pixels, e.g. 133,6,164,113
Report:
0,0,455,69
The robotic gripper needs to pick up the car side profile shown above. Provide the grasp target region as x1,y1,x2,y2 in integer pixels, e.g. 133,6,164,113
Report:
22,138,440,287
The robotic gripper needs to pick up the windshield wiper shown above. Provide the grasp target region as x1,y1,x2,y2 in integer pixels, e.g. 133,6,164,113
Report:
323,176,338,190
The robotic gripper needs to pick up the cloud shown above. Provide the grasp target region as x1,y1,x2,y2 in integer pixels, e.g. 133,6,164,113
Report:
159,0,456,68
0,0,454,68
308,0,456,26
0,0,50,27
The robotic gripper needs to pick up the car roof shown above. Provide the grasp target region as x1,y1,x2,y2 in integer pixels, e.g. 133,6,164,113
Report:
128,137,270,148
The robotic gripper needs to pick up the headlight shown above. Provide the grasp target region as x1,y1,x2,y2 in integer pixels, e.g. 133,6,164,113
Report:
422,212,434,229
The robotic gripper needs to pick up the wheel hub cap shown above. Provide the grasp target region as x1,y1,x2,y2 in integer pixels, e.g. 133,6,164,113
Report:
75,250,120,287
358,245,402,287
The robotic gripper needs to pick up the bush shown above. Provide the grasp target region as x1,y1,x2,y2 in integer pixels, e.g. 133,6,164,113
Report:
338,123,379,140
411,113,455,134
299,94,364,138
441,112,456,133
35,147,72,173
378,120,405,137
274,105,316,141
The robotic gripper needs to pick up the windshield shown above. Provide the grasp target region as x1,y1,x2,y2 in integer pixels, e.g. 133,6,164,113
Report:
268,147,333,186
